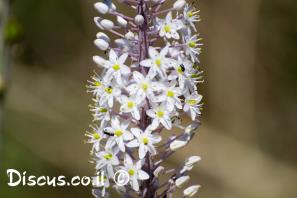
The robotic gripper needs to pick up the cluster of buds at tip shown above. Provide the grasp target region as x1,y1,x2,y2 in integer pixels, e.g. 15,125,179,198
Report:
86,0,203,197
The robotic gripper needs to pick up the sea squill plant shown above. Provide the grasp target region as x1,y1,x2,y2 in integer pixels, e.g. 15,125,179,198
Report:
86,0,203,197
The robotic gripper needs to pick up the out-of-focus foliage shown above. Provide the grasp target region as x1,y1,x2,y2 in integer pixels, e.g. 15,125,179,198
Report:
256,0,297,166
4,19,23,44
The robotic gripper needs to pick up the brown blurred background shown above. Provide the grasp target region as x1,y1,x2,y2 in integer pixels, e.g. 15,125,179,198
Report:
0,0,296,197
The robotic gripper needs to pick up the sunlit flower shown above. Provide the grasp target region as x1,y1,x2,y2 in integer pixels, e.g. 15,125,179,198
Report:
183,91,203,120
104,117,134,152
146,104,173,130
184,34,203,62
153,81,182,111
95,147,119,178
126,71,163,102
127,127,162,159
122,154,149,191
86,125,107,152
183,4,200,32
140,46,176,78
158,12,183,40
118,95,141,120
99,84,121,108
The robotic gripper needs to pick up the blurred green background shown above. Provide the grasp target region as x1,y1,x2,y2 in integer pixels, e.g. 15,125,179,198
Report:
0,0,296,197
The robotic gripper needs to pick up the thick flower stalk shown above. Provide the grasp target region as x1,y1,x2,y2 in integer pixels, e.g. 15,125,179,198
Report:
86,0,203,197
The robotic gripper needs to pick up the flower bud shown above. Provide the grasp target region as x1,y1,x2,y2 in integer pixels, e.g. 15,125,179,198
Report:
96,32,110,43
153,166,165,177
170,140,187,151
185,156,201,167
180,165,194,174
94,17,104,29
117,16,128,28
94,39,109,51
173,0,186,10
175,176,190,188
125,31,134,40
94,2,109,14
100,19,114,30
111,3,117,11
115,39,126,47
134,14,144,26
93,56,107,66
185,122,199,135
183,185,201,197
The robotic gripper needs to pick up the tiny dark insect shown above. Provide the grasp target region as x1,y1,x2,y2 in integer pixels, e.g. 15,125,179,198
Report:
104,132,114,136
180,64,186,72
103,129,114,136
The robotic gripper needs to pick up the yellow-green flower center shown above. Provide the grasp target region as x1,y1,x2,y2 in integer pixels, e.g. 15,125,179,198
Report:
188,41,196,48
164,25,171,33
94,81,102,87
105,87,113,94
167,90,175,97
142,83,149,91
112,64,121,71
103,153,113,160
157,110,164,118
127,101,135,109
128,169,135,176
187,12,194,17
186,99,198,105
177,66,184,74
143,137,149,145
99,108,108,113
93,132,101,140
155,59,162,66
114,129,123,137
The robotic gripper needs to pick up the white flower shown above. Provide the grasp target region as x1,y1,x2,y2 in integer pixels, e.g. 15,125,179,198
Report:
96,49,130,84
168,56,193,89
99,84,121,108
88,1,204,196
89,99,110,123
126,71,162,102
86,125,107,152
158,12,182,40
140,46,176,78
96,148,120,178
153,81,182,111
183,92,203,120
105,117,134,152
184,34,202,62
127,127,162,159
122,155,149,191
87,74,104,97
183,185,201,197
183,4,200,32
146,104,172,130
118,95,141,120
